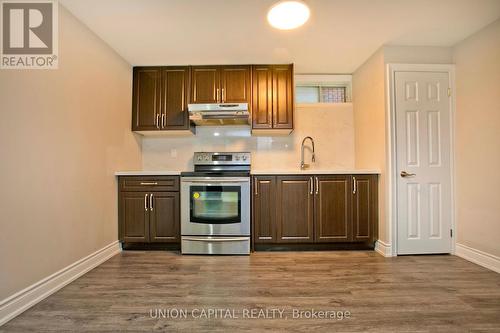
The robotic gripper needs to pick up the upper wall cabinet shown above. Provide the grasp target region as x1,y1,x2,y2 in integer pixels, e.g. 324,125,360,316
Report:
190,66,219,104
161,67,190,129
132,66,191,133
252,64,294,133
132,67,161,131
132,64,293,134
221,66,252,103
191,65,251,104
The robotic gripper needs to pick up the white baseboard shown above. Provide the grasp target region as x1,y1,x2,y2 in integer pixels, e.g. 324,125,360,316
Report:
0,241,121,326
455,243,500,274
375,240,393,257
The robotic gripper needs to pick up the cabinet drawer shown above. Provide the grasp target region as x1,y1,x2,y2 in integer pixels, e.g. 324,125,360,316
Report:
119,176,179,192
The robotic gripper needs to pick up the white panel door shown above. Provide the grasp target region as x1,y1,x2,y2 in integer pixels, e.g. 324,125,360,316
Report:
395,71,452,254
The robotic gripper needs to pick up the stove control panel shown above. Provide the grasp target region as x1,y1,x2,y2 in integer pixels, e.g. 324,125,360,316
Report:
193,152,251,165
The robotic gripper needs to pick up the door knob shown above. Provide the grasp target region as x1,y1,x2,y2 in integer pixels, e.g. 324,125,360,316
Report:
400,171,416,178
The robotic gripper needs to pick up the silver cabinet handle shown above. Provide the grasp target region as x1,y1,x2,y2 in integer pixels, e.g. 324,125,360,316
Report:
401,171,416,178
353,177,357,195
161,114,166,128
254,178,258,195
140,182,158,186
149,193,153,211
309,177,313,195
315,177,319,195
144,194,148,211
156,114,160,129
222,88,225,102
216,88,220,102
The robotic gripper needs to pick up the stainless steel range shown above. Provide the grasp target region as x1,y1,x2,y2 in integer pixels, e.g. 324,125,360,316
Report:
180,152,251,255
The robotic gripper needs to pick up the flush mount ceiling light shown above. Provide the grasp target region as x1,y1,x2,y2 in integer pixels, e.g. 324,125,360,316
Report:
267,0,310,30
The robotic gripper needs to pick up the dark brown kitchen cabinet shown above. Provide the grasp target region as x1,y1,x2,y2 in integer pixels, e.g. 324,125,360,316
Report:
191,66,219,104
132,67,161,131
161,67,190,129
149,192,180,242
252,174,378,248
252,64,294,131
252,176,277,243
276,176,314,243
119,176,179,192
119,192,150,243
272,65,294,129
314,175,352,242
132,66,190,132
191,65,251,104
221,66,251,103
252,66,273,128
118,176,180,244
352,175,378,242
132,64,292,134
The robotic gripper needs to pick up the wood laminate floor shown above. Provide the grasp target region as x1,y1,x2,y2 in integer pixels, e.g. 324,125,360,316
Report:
1,251,500,332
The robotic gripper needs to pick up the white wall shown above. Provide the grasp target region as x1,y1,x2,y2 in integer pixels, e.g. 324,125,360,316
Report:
142,104,355,171
453,19,500,257
0,6,141,300
383,46,453,64
352,48,388,243
352,45,453,247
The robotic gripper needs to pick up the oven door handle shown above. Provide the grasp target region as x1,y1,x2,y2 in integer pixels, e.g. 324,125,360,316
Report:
182,237,249,242
181,178,250,183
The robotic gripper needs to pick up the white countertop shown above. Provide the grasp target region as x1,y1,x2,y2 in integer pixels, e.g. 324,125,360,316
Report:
115,170,182,176
115,169,380,176
250,169,380,175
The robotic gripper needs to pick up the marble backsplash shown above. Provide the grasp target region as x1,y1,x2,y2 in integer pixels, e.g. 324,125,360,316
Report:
141,104,355,171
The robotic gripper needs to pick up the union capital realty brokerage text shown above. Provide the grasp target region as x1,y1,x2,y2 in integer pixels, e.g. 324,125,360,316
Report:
149,308,351,320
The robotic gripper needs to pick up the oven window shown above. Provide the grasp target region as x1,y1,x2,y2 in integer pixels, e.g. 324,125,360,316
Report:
190,186,241,224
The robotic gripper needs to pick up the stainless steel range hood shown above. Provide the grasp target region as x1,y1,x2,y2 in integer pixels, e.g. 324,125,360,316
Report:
188,103,249,126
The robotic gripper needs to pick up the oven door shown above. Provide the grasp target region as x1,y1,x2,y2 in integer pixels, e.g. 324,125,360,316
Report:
181,177,250,236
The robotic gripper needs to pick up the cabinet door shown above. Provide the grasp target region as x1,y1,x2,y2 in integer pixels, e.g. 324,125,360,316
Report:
191,66,220,103
149,192,180,243
161,67,190,130
314,176,352,242
132,68,161,131
119,192,150,242
253,176,277,244
272,65,294,129
276,176,314,243
352,175,378,242
220,65,251,103
251,66,273,129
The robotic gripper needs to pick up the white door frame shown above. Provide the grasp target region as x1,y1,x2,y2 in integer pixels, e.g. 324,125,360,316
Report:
386,63,456,256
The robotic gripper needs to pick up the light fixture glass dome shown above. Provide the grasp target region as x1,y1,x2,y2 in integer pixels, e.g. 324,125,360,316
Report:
267,0,310,30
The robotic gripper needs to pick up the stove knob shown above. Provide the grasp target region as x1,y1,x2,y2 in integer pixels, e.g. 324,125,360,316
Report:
235,156,240,161
204,155,209,161
197,155,202,161
242,155,247,161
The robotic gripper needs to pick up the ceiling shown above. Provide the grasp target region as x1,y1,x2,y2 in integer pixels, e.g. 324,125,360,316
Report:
60,0,500,73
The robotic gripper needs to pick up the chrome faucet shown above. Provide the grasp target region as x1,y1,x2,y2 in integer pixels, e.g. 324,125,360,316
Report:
300,136,315,170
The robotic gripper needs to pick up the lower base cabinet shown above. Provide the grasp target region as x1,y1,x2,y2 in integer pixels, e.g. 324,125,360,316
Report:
315,175,352,242
352,175,377,242
119,191,150,243
117,174,376,250
252,174,377,248
149,192,180,242
276,176,314,243
118,176,180,244
253,176,276,243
